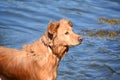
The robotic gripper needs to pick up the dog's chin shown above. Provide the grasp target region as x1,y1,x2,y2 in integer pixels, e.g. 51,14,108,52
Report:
68,41,82,47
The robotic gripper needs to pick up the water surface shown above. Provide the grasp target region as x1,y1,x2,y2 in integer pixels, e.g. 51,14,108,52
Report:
0,0,120,80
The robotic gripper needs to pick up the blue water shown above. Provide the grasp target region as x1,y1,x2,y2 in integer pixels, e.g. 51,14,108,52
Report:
0,0,120,80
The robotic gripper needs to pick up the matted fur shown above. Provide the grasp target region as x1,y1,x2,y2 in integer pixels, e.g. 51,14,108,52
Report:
0,19,82,80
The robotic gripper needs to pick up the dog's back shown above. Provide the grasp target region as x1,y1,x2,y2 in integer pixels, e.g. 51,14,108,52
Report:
0,47,39,80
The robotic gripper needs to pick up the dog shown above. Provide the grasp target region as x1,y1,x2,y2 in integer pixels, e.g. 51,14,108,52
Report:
0,19,82,80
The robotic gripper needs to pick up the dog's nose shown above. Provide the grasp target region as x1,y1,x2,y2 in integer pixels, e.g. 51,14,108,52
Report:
78,36,83,42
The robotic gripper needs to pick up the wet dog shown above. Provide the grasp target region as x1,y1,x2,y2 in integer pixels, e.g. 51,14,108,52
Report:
0,19,82,80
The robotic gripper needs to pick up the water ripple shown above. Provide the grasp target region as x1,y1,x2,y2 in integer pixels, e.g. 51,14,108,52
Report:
0,0,120,80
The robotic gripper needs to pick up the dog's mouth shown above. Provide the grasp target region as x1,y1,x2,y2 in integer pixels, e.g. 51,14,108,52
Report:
69,41,82,47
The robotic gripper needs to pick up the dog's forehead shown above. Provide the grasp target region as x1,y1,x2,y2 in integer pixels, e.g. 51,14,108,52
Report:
59,19,72,27
58,20,73,31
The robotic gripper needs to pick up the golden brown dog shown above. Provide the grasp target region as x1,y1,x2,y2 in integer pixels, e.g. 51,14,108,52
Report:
0,19,82,80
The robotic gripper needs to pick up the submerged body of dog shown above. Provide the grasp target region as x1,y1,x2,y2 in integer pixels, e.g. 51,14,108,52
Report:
0,19,82,80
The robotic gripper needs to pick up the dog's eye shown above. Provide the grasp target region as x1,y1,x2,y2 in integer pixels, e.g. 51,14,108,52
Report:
65,31,69,35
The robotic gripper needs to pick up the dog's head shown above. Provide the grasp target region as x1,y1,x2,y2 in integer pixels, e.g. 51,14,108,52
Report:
41,19,82,59
46,19,82,47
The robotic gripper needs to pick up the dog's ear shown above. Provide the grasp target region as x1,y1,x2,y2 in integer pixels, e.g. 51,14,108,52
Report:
47,22,59,40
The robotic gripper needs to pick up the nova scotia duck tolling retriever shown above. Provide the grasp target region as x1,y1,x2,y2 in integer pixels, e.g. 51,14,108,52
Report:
0,19,82,80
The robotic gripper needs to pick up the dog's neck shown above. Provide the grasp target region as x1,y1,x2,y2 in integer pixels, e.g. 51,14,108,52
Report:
50,45,69,60
41,36,69,60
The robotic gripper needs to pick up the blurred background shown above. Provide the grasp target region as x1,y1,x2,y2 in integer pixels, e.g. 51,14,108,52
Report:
0,0,120,80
